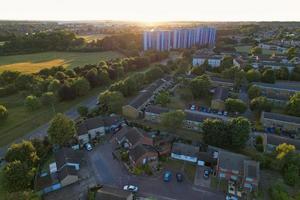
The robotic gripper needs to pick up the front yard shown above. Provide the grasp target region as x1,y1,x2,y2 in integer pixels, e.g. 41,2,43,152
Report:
162,158,196,182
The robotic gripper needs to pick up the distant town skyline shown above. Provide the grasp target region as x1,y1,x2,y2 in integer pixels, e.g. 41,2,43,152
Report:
1,0,300,22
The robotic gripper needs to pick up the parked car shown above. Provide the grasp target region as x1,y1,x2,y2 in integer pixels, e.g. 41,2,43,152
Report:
163,171,172,182
176,172,183,182
217,111,222,115
85,143,93,151
123,185,138,192
190,105,196,110
203,170,210,179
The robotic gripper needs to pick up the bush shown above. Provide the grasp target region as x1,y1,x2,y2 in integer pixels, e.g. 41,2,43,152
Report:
0,105,8,122
24,95,41,111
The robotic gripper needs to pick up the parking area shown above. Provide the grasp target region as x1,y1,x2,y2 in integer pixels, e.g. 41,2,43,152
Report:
194,166,211,188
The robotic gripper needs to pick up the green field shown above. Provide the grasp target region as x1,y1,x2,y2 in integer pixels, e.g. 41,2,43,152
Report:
0,51,124,73
79,34,113,42
235,45,277,55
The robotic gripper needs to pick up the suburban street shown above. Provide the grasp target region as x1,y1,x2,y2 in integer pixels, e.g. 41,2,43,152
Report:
86,142,225,200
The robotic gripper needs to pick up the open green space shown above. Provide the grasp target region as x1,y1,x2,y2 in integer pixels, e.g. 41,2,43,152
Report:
0,51,124,73
78,34,113,42
235,45,277,55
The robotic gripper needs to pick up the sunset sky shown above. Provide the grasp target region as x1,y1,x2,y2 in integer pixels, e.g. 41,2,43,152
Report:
1,0,299,22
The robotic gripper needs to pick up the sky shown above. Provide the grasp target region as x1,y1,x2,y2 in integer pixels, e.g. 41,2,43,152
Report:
1,0,300,22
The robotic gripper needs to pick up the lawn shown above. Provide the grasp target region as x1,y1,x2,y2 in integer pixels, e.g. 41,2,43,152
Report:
163,159,196,182
235,45,277,55
0,51,124,73
0,86,106,147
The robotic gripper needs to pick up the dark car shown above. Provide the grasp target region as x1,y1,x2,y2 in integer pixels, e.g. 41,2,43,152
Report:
176,172,183,182
203,170,210,179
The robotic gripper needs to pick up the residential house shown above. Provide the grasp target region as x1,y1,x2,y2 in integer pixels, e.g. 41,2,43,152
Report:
252,81,300,105
197,146,219,167
192,54,223,68
144,105,169,123
129,144,158,167
265,134,300,152
76,115,124,144
122,77,172,119
171,143,199,163
211,87,229,110
243,160,260,191
261,111,300,133
36,148,82,193
217,150,260,191
95,186,134,200
115,126,153,149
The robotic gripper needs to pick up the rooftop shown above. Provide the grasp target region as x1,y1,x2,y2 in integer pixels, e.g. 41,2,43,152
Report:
262,111,300,124
218,149,249,172
96,186,132,200
172,142,199,158
54,148,82,170
145,105,170,114
129,144,157,162
253,81,300,92
266,134,300,150
243,160,260,180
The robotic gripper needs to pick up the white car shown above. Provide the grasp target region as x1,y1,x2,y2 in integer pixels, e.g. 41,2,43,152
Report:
123,185,138,192
85,143,93,151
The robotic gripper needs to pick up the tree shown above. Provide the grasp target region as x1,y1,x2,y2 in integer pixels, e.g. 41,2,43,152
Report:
191,66,205,76
190,75,211,98
48,113,76,145
86,68,99,87
47,79,61,94
248,85,262,99
246,69,261,82
262,69,276,83
15,74,34,91
0,105,8,122
220,56,233,69
5,140,39,168
3,161,35,192
286,92,300,117
77,106,89,117
71,77,90,96
250,96,272,113
31,138,51,161
275,67,289,80
276,143,296,160
283,164,299,186
287,47,296,60
5,190,40,200
40,92,56,107
155,91,171,106
24,95,41,111
55,71,67,80
202,119,230,147
269,182,291,200
144,67,164,83
57,83,76,101
65,69,76,77
250,46,262,55
98,90,124,114
161,110,185,131
228,117,251,149
97,69,110,85
225,98,247,114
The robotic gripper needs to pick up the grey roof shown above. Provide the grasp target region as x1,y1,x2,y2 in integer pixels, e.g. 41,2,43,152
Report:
193,54,223,59
172,143,199,158
262,62,295,67
116,126,149,146
54,148,81,170
243,160,259,179
266,134,300,150
129,144,157,162
129,77,171,109
263,112,300,124
145,105,170,114
57,165,78,181
76,116,104,136
253,81,300,92
213,87,229,101
218,150,248,172
96,186,132,200
210,76,234,84
36,173,59,190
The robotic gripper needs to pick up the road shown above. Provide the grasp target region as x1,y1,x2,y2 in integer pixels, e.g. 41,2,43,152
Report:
87,142,225,200
0,95,98,158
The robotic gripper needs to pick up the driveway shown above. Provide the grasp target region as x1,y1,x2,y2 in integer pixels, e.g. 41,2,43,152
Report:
86,142,225,200
194,166,211,188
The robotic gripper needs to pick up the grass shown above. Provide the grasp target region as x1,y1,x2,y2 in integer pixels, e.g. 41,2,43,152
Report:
78,34,113,42
210,176,228,192
235,45,277,55
0,42,5,46
163,159,196,182
0,167,6,199
0,86,106,147
0,51,124,73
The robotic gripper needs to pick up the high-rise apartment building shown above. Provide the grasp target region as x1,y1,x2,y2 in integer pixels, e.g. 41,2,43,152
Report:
143,27,216,51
